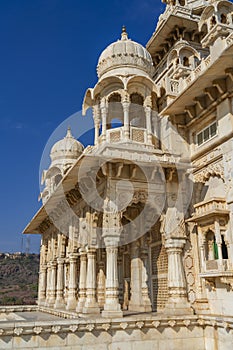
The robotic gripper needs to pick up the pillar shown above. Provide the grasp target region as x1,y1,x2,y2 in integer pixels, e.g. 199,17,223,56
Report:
102,246,122,317
54,258,65,309
215,219,223,261
76,248,87,312
164,238,193,315
93,105,100,145
198,227,206,270
38,265,47,306
45,262,51,305
50,262,57,306
82,248,100,314
145,105,152,144
97,261,105,308
66,253,78,310
141,250,152,312
47,261,57,307
122,101,130,140
128,241,144,312
193,225,209,314
100,99,107,142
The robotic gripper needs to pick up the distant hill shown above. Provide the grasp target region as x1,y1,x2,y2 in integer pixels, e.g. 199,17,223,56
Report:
0,253,39,305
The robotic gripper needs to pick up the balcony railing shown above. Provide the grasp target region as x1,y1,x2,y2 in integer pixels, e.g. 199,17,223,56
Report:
194,198,227,217
98,126,150,145
200,259,233,278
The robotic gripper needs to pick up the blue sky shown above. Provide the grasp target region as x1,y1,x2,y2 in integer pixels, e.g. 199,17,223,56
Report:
0,0,164,253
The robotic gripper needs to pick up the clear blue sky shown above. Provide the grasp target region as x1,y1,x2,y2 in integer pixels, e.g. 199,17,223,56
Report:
0,0,164,253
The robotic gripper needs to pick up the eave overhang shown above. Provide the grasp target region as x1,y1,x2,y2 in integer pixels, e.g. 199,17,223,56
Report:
146,12,199,57
161,38,233,116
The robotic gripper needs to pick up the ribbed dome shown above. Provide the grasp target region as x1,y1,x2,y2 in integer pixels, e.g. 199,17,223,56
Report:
50,127,84,163
97,27,154,78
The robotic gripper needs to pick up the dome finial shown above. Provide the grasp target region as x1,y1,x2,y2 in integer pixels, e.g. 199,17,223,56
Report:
66,126,73,138
121,25,128,41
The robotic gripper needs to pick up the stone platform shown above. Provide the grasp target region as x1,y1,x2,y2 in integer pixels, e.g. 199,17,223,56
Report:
0,306,233,349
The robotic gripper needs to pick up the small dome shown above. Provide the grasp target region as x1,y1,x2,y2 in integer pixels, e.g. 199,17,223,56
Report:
50,127,84,163
97,26,154,78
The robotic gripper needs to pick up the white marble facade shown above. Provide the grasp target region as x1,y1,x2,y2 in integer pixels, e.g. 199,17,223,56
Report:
10,0,233,348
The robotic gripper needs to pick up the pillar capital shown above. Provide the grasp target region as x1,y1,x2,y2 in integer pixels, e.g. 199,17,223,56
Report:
68,253,78,262
122,100,130,111
165,237,186,250
57,257,65,265
79,247,87,255
50,261,57,268
85,247,97,255
100,98,108,111
103,208,122,245
93,104,100,118
40,264,47,272
144,95,152,108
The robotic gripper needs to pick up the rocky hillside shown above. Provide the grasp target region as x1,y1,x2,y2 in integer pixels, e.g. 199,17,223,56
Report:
0,253,39,305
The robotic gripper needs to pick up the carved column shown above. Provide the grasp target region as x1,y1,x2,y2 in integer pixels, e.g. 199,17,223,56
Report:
193,225,209,314
102,208,123,318
66,253,78,310
145,105,153,144
117,254,123,306
54,258,65,309
82,248,100,314
76,248,87,312
141,249,152,312
197,227,206,270
93,104,101,145
102,246,122,317
45,262,51,305
100,99,107,142
164,238,193,315
97,260,105,308
215,219,223,261
128,241,143,312
122,100,130,140
48,261,57,306
38,265,47,306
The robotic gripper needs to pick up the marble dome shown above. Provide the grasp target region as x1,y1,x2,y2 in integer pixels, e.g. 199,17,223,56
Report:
97,27,154,78
50,127,84,163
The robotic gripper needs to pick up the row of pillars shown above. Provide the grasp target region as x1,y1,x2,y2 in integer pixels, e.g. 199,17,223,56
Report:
38,247,123,317
38,236,193,316
93,99,157,146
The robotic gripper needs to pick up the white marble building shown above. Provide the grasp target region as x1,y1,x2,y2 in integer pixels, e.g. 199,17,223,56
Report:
1,0,233,349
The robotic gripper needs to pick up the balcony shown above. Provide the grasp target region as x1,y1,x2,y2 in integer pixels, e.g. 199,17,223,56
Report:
189,198,229,223
200,259,233,278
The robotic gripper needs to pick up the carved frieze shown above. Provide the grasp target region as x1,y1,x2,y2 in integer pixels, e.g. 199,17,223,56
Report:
193,160,224,183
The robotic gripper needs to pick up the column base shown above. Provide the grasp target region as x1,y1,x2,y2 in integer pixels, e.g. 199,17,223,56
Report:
46,298,56,308
37,299,46,307
102,309,123,318
66,297,77,311
128,303,152,313
193,298,209,314
76,300,85,313
102,301,123,318
163,297,194,315
82,301,100,314
54,298,66,309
